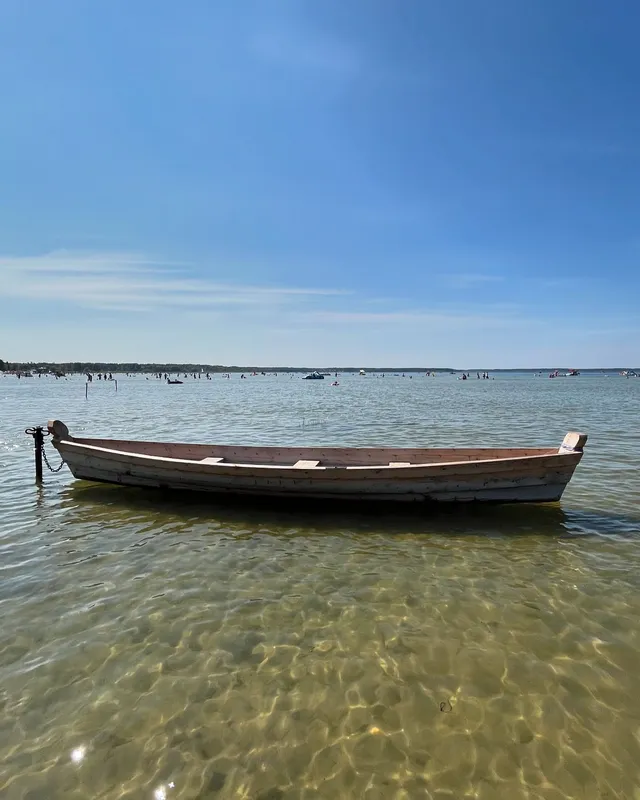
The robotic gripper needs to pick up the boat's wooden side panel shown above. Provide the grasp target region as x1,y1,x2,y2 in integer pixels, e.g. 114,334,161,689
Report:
54,440,581,503
63,452,576,488
66,468,570,502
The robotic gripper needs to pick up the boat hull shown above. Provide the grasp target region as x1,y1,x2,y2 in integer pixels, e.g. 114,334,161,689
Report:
48,423,586,504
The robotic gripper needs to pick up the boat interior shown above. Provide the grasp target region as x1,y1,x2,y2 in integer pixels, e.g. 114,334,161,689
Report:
66,436,559,468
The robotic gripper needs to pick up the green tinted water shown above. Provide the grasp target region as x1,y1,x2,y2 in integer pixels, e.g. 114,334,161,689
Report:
1,373,639,799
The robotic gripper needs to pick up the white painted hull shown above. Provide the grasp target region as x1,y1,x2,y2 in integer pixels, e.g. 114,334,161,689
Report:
48,421,587,505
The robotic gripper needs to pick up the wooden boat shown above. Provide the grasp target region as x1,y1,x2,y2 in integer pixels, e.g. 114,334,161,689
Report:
47,421,587,504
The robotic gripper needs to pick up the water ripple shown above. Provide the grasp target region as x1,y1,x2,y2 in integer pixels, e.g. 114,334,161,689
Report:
1,372,640,798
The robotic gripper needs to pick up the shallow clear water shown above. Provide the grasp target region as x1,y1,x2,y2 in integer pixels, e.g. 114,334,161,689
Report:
1,372,640,799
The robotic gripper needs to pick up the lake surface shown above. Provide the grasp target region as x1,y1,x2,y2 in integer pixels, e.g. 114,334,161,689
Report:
1,372,640,799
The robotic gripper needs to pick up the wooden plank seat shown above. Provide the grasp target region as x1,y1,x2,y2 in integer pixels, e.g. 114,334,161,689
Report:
293,459,320,468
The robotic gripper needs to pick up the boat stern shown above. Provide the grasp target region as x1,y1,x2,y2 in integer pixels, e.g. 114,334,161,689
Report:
559,431,588,456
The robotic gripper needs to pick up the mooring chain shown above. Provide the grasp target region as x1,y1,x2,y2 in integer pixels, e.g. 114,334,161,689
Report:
41,441,65,472
24,427,65,473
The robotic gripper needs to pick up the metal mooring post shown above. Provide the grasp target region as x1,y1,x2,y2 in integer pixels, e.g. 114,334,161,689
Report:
25,426,44,483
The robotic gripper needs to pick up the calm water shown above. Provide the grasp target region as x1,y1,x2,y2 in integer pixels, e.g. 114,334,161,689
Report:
1,372,640,800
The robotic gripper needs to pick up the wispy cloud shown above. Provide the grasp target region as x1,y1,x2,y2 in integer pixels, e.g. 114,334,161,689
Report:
0,251,346,312
535,276,586,289
249,28,360,78
439,273,504,288
300,307,534,330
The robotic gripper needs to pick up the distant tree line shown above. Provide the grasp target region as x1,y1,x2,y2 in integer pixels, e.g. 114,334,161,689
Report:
2,360,630,374
0,360,455,374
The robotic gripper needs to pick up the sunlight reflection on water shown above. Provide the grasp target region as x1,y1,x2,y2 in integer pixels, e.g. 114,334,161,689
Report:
1,372,639,798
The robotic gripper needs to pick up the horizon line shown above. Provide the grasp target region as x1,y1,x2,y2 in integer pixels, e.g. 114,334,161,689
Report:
2,361,638,373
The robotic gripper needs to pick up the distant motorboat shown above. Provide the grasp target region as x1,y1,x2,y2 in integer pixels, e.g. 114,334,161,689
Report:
167,379,183,384
303,371,324,380
359,369,366,376
566,369,580,377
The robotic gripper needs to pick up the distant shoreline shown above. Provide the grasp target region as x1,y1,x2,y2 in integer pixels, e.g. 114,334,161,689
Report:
1,361,637,374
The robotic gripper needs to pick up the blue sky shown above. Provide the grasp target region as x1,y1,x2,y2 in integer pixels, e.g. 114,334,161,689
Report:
1,0,639,367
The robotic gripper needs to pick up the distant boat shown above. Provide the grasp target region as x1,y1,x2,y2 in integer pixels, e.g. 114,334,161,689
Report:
359,369,366,376
303,371,324,380
566,369,580,377
167,379,183,384
47,420,588,505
